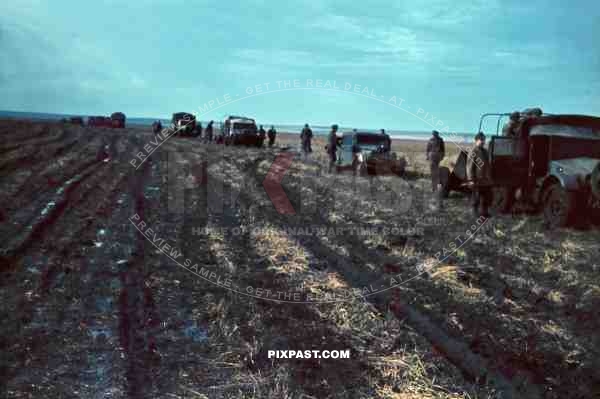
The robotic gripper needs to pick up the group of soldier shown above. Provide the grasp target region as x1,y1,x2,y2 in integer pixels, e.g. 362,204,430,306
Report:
425,108,538,218
258,125,278,147
426,129,491,217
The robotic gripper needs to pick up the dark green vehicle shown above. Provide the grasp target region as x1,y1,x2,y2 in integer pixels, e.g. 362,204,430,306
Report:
441,111,600,227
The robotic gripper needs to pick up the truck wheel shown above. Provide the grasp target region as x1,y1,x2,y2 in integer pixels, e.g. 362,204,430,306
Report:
439,167,450,198
492,186,515,214
543,184,576,228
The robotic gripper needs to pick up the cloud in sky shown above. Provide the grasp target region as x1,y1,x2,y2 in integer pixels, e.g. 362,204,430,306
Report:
0,0,598,130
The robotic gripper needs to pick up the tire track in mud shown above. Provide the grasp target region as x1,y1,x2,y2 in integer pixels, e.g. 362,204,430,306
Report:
158,143,370,397
0,122,53,146
118,156,161,398
0,127,73,173
0,159,111,271
195,148,544,398
6,137,101,202
268,155,594,398
0,125,70,155
0,134,139,396
0,132,117,255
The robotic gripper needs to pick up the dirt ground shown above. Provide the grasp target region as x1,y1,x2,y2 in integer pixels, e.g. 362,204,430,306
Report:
1,120,599,399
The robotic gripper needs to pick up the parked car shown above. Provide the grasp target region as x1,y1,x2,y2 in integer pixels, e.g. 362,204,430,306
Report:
441,110,600,227
336,131,406,176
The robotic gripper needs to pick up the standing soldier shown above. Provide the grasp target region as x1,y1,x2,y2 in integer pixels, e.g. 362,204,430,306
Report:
205,120,214,142
300,123,313,159
258,125,266,147
381,129,391,151
426,130,445,193
502,111,520,137
267,125,277,147
327,124,339,173
467,132,492,218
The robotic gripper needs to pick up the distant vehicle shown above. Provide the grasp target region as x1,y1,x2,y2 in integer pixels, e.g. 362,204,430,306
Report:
110,112,126,128
171,112,197,136
336,131,406,176
63,116,83,125
441,110,600,227
88,116,112,128
222,116,260,146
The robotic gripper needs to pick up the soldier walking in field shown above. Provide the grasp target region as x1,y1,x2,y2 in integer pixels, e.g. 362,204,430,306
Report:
426,130,445,193
467,132,493,218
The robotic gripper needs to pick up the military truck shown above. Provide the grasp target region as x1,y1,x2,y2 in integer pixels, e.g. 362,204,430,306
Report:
88,116,112,128
222,116,260,146
440,110,600,227
110,112,126,128
336,131,406,176
171,112,197,136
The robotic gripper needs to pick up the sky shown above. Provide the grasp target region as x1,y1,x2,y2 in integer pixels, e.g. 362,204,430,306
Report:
1,0,599,132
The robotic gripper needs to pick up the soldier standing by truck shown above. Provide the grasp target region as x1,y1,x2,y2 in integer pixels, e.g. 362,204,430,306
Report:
267,125,277,147
467,132,492,218
258,125,266,147
205,120,214,142
426,130,445,193
502,111,520,137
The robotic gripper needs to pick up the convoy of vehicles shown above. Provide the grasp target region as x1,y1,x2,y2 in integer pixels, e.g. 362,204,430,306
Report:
79,106,599,228
87,112,126,128
336,131,406,176
440,110,600,227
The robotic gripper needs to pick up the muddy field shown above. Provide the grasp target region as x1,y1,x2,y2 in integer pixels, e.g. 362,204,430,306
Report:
1,120,600,399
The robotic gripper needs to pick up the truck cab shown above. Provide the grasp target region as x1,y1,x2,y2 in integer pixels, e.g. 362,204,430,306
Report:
487,113,600,227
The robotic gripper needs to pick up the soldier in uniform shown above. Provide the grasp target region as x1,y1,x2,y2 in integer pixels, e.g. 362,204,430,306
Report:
467,132,493,218
258,125,266,146
502,111,520,137
300,123,313,158
267,125,277,147
327,124,339,173
205,120,214,142
426,130,445,193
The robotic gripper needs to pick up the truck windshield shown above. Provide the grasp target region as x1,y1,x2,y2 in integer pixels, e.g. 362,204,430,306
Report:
233,123,256,130
356,134,388,147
